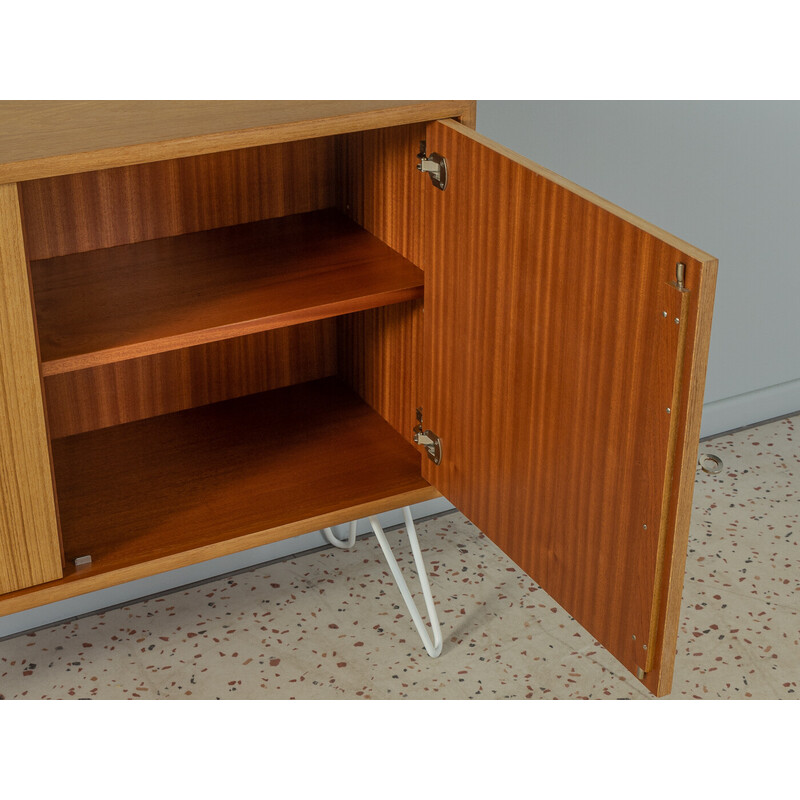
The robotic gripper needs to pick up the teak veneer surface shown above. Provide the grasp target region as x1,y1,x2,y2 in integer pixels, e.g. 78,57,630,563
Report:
338,301,423,447
0,184,63,594
0,101,476,182
32,209,424,374
339,123,428,268
337,123,428,445
0,379,437,615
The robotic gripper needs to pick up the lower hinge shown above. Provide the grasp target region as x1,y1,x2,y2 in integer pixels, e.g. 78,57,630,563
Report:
417,141,448,191
414,408,442,465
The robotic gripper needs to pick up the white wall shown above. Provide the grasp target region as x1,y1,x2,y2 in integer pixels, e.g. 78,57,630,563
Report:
4,101,797,638
476,101,800,437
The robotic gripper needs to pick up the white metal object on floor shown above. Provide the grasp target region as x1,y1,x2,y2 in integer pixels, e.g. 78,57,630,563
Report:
370,507,443,658
319,507,443,658
321,520,358,549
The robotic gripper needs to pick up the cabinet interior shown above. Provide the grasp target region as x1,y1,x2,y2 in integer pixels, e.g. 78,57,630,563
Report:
19,122,436,590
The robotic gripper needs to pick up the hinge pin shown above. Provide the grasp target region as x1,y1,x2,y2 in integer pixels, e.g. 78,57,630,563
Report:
676,262,686,290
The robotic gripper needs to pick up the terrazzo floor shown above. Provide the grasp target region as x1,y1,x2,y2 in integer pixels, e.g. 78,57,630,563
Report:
0,414,797,700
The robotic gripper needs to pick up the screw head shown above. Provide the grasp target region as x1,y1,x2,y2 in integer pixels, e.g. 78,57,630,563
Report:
667,407,671,414
662,311,668,318
643,524,648,530
674,317,680,324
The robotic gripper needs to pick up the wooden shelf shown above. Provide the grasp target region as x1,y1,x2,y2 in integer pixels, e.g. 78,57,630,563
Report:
31,209,424,375
0,379,436,615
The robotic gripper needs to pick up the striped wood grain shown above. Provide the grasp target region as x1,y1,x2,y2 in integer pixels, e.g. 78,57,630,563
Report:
336,124,427,442
338,123,428,266
337,302,423,445
19,137,337,261
0,184,63,594
420,120,716,693
44,320,337,438
31,210,424,375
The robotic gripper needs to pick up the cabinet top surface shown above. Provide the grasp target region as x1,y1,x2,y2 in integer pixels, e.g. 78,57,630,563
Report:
0,100,475,182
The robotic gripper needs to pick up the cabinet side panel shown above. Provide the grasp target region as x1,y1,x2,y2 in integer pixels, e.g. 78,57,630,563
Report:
0,183,63,593
44,320,338,438
19,137,338,260
337,302,423,445
338,123,427,266
337,124,427,441
456,102,477,130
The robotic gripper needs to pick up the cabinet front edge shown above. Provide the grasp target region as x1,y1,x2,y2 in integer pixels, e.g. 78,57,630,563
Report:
0,485,440,618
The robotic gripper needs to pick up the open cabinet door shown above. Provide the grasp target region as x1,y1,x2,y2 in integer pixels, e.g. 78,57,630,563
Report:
419,119,717,696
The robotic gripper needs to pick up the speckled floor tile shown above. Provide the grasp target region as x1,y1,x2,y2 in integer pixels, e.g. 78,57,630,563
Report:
1,414,797,700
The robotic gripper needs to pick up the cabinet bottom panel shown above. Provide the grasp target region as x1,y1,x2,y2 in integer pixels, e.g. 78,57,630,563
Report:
0,378,436,616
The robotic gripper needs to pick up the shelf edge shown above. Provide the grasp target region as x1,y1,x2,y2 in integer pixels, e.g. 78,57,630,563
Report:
40,285,424,376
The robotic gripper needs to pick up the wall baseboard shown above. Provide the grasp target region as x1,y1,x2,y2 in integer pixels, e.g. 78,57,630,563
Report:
700,378,800,439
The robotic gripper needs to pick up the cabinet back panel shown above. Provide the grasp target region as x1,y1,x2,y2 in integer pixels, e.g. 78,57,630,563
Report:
19,137,338,261
44,320,337,438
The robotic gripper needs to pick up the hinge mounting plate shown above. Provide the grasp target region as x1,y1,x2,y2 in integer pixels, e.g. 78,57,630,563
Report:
414,408,442,465
417,141,448,190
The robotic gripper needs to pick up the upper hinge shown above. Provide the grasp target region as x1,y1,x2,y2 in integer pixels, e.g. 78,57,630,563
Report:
413,407,442,465
417,141,448,191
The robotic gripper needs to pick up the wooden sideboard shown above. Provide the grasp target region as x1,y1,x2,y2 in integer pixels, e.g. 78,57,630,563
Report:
0,101,716,695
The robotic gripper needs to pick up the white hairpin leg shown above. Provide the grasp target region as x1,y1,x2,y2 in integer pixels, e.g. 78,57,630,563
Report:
321,520,358,549
369,506,443,658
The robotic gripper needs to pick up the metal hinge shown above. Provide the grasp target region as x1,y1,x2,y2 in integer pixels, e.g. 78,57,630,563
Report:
417,141,448,190
670,261,689,292
414,408,442,465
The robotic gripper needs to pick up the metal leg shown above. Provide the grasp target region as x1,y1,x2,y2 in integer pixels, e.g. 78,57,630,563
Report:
321,520,358,549
319,508,443,657
369,507,443,658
